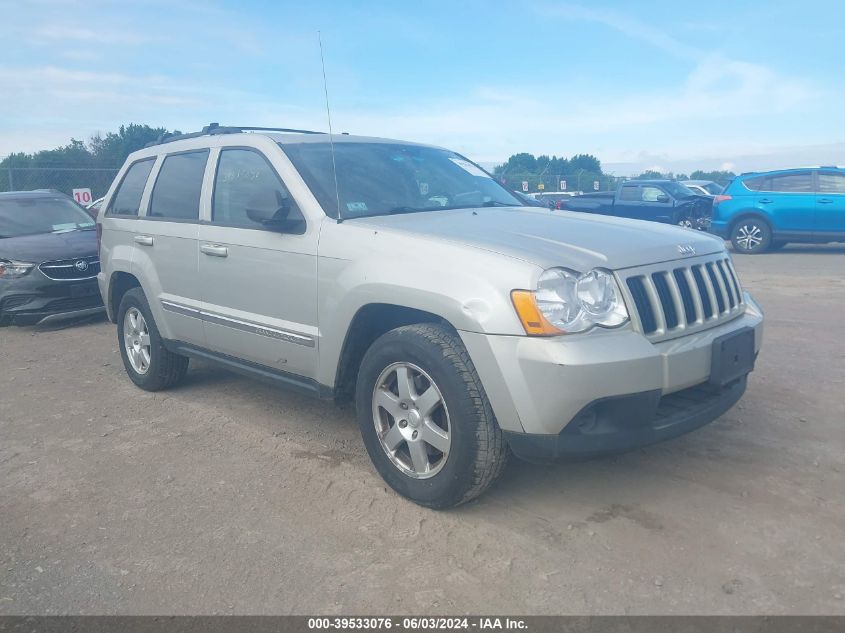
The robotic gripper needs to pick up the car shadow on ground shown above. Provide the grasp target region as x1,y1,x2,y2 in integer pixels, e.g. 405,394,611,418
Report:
21,312,109,332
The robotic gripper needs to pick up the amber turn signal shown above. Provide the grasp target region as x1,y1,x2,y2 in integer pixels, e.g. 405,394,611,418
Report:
510,290,562,336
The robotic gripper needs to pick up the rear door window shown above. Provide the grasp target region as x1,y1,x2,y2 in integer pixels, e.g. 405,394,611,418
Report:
148,151,209,220
619,185,640,201
768,172,814,193
818,172,845,194
109,158,155,216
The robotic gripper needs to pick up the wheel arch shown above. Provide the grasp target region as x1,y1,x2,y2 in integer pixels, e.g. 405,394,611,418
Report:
332,303,455,403
728,211,773,236
108,271,141,323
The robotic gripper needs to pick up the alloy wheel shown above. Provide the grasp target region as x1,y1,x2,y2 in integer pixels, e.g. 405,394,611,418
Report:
372,362,451,479
123,307,151,374
735,223,764,251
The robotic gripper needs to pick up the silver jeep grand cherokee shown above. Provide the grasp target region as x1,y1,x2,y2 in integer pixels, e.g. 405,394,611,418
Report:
97,124,763,508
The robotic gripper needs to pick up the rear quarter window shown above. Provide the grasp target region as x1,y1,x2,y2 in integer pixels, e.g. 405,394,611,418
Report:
818,172,845,194
108,158,155,216
619,185,640,201
741,176,768,192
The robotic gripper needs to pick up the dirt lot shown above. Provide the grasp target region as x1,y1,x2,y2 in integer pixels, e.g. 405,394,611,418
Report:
1,245,844,615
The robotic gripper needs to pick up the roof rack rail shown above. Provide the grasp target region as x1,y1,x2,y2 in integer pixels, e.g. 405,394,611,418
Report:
144,123,325,147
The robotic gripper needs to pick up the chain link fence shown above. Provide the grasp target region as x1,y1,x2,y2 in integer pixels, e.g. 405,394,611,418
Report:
1,164,120,201
0,163,626,202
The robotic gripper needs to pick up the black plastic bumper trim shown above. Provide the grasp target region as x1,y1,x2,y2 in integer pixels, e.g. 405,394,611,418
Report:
504,375,747,463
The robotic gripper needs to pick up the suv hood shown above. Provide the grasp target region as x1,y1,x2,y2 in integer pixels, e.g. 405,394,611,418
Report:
353,207,725,271
0,229,97,264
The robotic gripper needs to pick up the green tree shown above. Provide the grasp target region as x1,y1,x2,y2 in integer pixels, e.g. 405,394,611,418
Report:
689,170,736,185
89,124,172,166
634,170,667,180
569,154,601,174
1,123,178,195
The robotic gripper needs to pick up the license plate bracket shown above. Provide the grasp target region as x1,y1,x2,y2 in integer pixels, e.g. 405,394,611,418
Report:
709,327,755,387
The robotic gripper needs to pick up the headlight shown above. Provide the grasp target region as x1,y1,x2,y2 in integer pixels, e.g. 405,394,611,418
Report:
0,259,35,279
511,267,629,335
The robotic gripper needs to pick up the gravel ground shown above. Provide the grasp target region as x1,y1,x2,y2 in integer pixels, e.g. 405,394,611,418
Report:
1,245,844,615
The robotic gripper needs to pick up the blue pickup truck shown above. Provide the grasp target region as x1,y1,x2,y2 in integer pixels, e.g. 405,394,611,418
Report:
559,180,713,229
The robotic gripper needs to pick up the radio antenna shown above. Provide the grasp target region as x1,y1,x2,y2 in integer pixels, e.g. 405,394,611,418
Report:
318,31,342,222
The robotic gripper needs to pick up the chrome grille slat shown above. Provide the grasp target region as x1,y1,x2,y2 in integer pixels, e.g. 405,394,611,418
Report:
707,262,730,314
39,256,100,281
641,274,667,334
663,271,687,331
698,264,720,319
716,260,737,308
681,267,704,324
725,259,744,303
620,255,746,342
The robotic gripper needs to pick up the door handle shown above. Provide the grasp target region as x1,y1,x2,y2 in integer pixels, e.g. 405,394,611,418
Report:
133,235,154,246
818,198,834,204
200,244,228,258
758,198,773,204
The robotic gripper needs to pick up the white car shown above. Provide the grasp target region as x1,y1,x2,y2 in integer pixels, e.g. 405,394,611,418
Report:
681,180,724,197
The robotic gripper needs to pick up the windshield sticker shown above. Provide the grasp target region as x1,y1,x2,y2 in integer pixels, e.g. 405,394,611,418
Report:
346,202,368,213
419,182,429,196
449,158,489,178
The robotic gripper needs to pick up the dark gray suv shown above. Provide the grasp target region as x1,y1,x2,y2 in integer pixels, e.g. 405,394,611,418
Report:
0,190,104,326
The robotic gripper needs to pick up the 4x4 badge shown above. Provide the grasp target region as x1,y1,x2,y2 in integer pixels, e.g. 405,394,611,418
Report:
677,244,696,256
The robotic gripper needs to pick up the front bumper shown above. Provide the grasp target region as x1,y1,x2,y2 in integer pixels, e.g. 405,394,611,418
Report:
0,275,104,326
459,292,763,457
709,220,731,239
503,376,746,461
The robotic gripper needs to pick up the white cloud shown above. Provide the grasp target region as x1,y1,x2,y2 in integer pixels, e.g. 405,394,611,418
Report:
29,24,146,45
541,3,702,61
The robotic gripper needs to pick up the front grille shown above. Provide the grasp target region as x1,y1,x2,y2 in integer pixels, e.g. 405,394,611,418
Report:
623,255,744,340
39,256,100,280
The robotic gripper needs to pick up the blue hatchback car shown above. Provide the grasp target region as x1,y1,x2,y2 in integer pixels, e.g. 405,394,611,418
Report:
710,167,845,253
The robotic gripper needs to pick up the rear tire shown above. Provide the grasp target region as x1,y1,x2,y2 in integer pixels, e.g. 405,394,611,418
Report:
730,217,772,254
117,288,188,391
355,323,508,509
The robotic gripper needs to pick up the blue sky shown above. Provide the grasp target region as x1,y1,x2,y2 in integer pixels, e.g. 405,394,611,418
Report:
2,0,844,174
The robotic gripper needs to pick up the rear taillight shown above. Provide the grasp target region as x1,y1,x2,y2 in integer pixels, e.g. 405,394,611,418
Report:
96,224,102,257
713,194,732,206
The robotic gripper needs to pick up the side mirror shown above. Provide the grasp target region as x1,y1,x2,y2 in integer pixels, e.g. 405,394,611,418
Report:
656,193,670,203
245,189,304,233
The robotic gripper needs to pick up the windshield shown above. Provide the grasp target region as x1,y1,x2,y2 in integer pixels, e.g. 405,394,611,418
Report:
280,142,520,219
663,182,697,198
0,197,95,238
702,182,724,195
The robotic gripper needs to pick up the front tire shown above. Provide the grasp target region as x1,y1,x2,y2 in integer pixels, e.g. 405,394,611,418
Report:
355,323,508,509
730,217,772,254
117,288,188,391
